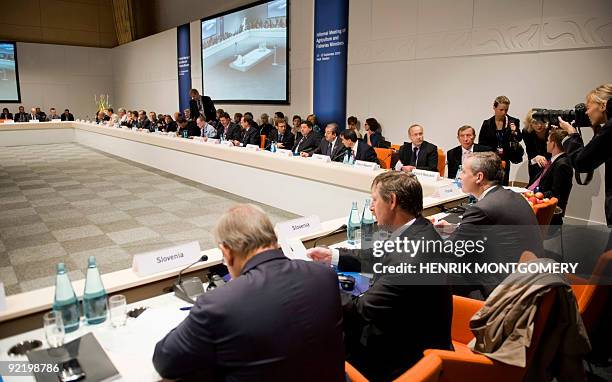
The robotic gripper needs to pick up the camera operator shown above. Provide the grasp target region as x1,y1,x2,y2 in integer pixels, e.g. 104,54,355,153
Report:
558,84,612,225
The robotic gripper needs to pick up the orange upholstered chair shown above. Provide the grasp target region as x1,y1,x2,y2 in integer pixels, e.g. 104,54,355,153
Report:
437,148,445,177
374,147,393,169
391,144,401,151
532,197,558,226
260,134,266,149
425,289,557,382
394,354,443,382
345,361,368,382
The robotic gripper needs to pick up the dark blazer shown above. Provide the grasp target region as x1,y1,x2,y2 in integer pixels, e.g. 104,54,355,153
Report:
522,128,551,184
478,116,523,185
268,129,295,150
189,95,216,122
165,121,178,133
178,121,200,137
446,144,491,179
367,130,383,148
241,126,260,146
450,185,543,297
563,119,612,225
398,140,438,172
136,118,151,131
292,132,321,154
220,122,242,141
352,140,379,164
153,250,344,382
312,136,345,161
532,154,573,224
259,123,274,138
14,112,28,122
61,113,75,121
37,112,47,122
338,216,453,381
1,112,13,119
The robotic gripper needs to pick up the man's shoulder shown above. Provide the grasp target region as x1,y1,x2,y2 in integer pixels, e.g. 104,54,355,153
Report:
422,140,437,152
447,145,461,157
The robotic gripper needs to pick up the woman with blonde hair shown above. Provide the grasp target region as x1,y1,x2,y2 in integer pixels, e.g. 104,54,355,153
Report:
523,109,551,184
559,83,612,224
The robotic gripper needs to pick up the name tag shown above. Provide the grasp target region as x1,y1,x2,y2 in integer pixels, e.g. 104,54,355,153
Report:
312,154,331,163
275,149,293,157
207,138,220,144
220,140,234,147
245,144,260,151
275,215,321,240
0,282,5,311
435,184,460,198
2,120,14,124
30,119,40,123
354,160,380,170
52,118,62,122
132,241,202,277
413,169,440,181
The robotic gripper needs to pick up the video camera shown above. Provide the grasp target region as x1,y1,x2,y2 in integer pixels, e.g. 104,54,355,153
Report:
531,103,590,127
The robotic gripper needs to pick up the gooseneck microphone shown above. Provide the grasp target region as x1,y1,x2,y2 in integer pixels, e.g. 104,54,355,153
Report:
174,254,209,304
313,225,347,248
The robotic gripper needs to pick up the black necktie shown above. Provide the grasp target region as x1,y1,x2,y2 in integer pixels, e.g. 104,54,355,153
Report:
328,141,333,154
411,147,419,166
279,133,283,142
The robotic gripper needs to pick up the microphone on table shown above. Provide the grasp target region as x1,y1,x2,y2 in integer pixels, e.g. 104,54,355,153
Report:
313,225,347,248
174,254,209,304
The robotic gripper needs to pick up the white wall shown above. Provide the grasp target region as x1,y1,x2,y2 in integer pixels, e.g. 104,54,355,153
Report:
0,42,113,119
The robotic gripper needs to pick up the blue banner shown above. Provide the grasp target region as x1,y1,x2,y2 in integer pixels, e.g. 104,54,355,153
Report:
313,0,349,131
177,23,191,113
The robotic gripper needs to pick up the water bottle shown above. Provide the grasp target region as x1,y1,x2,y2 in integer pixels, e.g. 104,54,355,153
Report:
52,263,80,333
348,151,355,165
454,165,462,188
343,150,350,164
347,201,361,245
271,141,277,153
83,256,107,325
361,199,376,244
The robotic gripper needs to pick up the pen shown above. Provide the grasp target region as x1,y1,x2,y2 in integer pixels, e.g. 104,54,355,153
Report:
180,306,192,311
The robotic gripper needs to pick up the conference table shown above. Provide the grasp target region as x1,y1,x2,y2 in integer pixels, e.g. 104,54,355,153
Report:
0,121,467,339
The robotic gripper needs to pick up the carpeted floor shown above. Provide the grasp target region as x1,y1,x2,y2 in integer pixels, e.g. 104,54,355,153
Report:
0,143,297,296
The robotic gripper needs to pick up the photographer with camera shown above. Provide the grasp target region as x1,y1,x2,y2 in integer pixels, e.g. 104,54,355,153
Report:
557,84,612,225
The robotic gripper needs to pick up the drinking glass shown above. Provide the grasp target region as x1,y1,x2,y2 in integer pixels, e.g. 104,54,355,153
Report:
109,295,128,328
43,311,65,348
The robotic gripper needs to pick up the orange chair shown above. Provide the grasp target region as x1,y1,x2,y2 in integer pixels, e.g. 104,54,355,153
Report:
532,197,558,226
260,134,266,149
437,148,445,177
394,354,443,382
345,361,368,382
391,144,401,151
374,147,393,169
425,289,557,382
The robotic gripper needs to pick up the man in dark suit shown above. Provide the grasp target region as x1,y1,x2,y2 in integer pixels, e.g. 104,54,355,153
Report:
528,129,573,225
308,172,453,381
153,204,344,381
233,115,260,147
1,108,13,120
60,109,74,121
135,110,151,131
177,117,199,137
395,124,438,172
292,120,321,154
268,119,295,150
35,107,47,122
47,107,61,121
340,129,379,164
302,123,345,160
447,125,491,179
189,88,216,122
437,152,543,298
14,106,28,122
216,112,241,141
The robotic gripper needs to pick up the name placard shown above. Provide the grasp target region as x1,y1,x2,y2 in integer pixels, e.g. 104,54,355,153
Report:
0,282,5,311
354,160,380,170
275,149,293,157
30,119,40,123
3,120,14,124
132,241,202,277
207,138,220,144
413,169,440,182
51,118,62,122
245,144,260,151
312,154,331,163
435,183,461,198
220,141,234,147
275,215,321,240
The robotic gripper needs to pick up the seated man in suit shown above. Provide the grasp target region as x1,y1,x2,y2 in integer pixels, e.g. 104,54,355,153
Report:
308,171,453,381
47,107,61,121
292,120,321,154
135,110,151,131
163,115,177,132
60,108,74,121
437,152,543,298
1,107,13,120
196,115,217,139
29,107,40,121
527,129,573,225
14,106,28,122
268,118,295,150
395,124,439,172
447,125,491,179
217,112,241,141
153,204,344,381
176,117,199,137
302,123,344,160
340,129,379,164
35,107,47,122
233,114,260,146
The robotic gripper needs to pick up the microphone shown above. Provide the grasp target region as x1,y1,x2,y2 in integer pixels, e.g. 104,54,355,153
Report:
313,225,347,248
331,147,348,162
174,254,209,304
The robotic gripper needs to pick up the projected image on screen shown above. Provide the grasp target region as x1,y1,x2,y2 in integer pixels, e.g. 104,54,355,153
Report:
0,42,20,102
201,0,287,103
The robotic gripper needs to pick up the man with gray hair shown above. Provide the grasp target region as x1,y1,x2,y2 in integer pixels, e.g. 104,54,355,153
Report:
153,204,344,381
437,151,543,297
303,122,345,160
